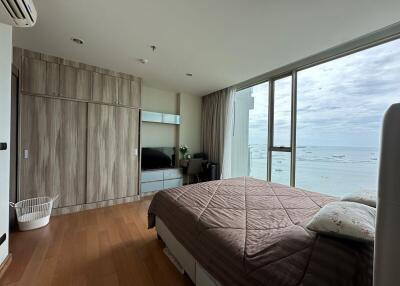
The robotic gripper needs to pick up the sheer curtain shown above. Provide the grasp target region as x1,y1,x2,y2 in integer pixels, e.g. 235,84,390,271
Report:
201,87,235,179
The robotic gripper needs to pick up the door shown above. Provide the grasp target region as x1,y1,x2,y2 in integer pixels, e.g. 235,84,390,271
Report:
115,107,139,198
9,67,18,228
268,73,296,186
19,96,87,207
86,104,139,203
86,103,117,202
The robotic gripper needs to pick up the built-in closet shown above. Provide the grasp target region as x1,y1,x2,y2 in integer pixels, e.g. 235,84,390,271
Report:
13,47,141,214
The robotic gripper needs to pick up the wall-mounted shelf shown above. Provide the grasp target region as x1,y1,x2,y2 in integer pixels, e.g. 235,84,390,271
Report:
142,111,180,125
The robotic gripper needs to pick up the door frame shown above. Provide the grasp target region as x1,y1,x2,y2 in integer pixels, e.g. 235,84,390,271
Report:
10,64,19,228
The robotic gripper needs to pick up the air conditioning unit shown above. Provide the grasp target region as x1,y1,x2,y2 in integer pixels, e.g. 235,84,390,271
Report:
0,0,36,27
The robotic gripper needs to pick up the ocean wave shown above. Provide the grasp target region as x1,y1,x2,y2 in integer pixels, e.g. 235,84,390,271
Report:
248,145,379,164
332,154,345,158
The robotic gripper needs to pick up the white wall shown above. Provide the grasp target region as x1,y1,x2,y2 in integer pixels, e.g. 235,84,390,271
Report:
141,85,179,148
0,23,12,264
142,85,179,114
179,93,202,155
140,86,202,157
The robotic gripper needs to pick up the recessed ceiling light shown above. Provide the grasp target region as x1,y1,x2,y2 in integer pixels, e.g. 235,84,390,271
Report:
138,58,149,64
71,37,84,45
186,73,193,77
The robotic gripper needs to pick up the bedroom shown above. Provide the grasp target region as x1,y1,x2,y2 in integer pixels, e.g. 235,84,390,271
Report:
0,0,399,285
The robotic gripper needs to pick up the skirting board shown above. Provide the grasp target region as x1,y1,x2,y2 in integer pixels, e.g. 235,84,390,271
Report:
140,190,159,198
51,195,141,216
0,254,12,280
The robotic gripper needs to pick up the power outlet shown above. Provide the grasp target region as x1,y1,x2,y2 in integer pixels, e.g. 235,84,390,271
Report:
0,142,7,150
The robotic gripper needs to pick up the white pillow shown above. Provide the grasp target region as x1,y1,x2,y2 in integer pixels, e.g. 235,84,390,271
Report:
341,190,377,207
306,201,376,243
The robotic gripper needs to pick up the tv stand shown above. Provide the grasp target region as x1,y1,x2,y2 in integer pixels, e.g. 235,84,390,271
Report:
140,168,183,195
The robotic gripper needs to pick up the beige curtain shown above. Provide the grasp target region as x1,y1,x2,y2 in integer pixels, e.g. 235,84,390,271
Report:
201,87,235,178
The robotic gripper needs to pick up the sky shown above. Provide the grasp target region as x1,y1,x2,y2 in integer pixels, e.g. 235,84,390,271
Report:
246,38,400,148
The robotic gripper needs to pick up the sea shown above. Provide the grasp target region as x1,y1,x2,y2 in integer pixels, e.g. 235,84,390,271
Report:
248,145,379,197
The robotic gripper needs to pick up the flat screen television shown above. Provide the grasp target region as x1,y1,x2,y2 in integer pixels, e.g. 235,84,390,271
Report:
141,147,176,170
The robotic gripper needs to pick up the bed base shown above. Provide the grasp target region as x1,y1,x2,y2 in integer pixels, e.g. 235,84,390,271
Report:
155,217,221,286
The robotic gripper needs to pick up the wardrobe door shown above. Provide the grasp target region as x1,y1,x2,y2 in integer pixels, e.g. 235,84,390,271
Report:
46,62,60,96
19,96,87,207
21,57,46,94
115,107,139,198
92,73,118,104
130,79,141,108
86,104,139,202
117,77,130,106
21,57,60,96
86,104,117,203
117,78,142,108
60,65,92,100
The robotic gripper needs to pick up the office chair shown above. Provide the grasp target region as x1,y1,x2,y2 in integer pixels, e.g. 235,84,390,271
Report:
186,158,204,184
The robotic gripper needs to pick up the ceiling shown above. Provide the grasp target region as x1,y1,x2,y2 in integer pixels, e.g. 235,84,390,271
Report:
12,0,400,96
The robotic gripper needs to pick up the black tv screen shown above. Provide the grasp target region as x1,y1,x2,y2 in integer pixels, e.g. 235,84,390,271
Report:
141,147,176,170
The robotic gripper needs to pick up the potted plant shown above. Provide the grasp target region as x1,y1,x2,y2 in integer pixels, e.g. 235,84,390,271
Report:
179,145,189,159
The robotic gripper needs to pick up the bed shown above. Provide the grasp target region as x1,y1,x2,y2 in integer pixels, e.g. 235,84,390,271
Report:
148,177,373,286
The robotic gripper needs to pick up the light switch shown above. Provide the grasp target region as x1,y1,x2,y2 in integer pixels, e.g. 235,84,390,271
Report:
24,149,29,159
134,148,138,156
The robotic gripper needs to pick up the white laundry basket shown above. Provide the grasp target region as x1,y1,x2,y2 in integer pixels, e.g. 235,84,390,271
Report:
11,196,58,231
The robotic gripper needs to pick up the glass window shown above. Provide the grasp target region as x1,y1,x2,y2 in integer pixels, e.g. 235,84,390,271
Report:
273,76,292,147
271,151,291,185
232,82,269,179
296,38,400,196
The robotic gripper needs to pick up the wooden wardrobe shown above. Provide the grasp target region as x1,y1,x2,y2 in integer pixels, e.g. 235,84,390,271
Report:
14,48,141,214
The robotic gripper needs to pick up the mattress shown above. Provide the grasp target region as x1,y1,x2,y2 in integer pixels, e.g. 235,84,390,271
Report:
148,177,373,286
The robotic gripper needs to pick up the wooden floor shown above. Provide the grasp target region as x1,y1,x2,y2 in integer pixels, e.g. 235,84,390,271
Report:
0,197,193,286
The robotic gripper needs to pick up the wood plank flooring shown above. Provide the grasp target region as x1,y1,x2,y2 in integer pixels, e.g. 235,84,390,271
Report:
0,197,193,286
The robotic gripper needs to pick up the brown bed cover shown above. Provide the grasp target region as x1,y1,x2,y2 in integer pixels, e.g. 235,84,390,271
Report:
148,177,373,286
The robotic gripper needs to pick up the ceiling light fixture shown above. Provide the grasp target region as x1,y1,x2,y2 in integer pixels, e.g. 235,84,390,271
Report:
186,73,193,77
71,37,84,45
138,58,149,64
